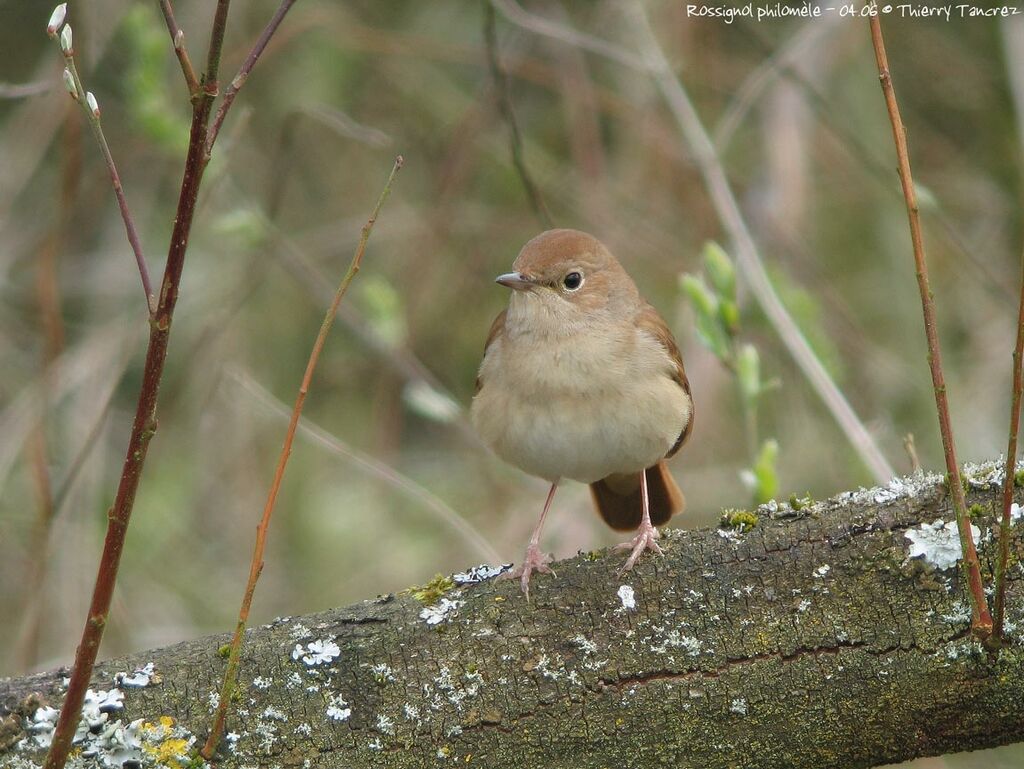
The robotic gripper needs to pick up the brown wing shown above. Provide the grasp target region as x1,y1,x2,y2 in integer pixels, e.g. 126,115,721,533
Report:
474,309,507,394
636,303,693,457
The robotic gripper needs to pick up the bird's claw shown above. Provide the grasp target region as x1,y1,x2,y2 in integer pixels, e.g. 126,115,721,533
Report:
615,524,664,573
502,544,555,598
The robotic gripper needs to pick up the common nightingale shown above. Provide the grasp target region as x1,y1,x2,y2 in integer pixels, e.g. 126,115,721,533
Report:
471,229,694,595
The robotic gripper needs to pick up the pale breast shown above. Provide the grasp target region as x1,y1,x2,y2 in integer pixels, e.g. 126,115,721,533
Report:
471,321,690,484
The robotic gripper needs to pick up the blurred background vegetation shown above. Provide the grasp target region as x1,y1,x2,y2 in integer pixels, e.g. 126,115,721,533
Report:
2,2,1023,765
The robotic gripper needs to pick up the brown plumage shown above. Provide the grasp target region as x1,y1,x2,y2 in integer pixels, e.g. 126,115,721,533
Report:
471,229,694,592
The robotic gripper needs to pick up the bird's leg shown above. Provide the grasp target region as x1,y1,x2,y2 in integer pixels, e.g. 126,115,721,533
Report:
503,480,558,597
615,469,664,572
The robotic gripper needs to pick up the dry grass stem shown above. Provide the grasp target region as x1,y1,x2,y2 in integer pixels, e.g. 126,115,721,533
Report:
202,156,404,758
867,16,992,637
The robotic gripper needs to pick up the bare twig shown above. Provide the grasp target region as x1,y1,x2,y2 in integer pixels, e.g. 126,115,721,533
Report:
202,156,404,759
206,0,299,155
61,49,155,314
230,367,501,563
158,0,200,97
42,1,246,765
624,3,894,484
994,252,1024,641
484,3,552,228
0,80,52,98
713,16,842,151
868,16,992,638
490,0,650,72
902,433,921,474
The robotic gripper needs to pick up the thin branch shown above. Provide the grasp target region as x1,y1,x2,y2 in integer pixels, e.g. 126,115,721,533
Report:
867,16,992,638
994,252,1024,640
201,156,404,759
203,0,232,96
62,54,156,315
42,3,239,766
623,3,894,484
0,80,52,99
484,3,552,228
994,17,1024,643
157,0,200,97
230,366,502,564
206,0,299,155
489,0,651,72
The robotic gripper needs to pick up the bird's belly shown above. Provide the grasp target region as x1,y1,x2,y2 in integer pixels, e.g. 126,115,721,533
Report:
472,344,688,483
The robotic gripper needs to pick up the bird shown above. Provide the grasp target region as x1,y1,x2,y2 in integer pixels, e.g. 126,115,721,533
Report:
470,229,693,595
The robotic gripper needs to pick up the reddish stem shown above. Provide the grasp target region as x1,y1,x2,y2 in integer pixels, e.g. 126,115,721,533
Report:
41,4,234,768
994,252,1024,641
868,17,992,638
158,0,200,98
206,0,299,155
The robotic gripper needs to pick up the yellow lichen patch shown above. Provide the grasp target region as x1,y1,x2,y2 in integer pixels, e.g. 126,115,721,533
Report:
146,737,191,768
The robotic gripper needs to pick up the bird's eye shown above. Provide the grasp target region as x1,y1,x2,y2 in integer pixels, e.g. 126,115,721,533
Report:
563,271,583,291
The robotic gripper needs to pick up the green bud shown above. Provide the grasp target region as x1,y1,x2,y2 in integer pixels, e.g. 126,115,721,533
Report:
702,241,736,301
736,343,761,404
681,274,730,361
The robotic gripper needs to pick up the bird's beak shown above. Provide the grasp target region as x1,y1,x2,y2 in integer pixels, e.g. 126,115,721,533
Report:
495,272,536,291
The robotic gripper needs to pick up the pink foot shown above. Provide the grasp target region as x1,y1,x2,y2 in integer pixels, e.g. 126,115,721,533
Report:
502,543,554,597
615,521,664,573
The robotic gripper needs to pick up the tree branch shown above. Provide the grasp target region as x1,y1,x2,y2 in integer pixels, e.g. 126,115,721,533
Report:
205,0,299,155
157,0,200,98
7,466,1024,768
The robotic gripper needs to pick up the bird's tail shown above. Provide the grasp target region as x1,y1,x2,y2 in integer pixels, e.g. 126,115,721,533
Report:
589,461,684,531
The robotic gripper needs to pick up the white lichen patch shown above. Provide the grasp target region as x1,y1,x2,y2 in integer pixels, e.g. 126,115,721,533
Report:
813,565,831,579
370,663,395,683
905,519,981,570
650,628,702,656
452,563,513,584
252,676,273,690
730,698,748,715
419,597,465,625
326,694,351,722
717,528,742,543
113,662,157,688
285,671,303,689
292,638,340,666
288,622,312,641
295,722,313,737
375,714,396,736
571,634,598,655
1013,503,1023,523
22,699,201,769
941,601,971,626
797,599,812,613
617,584,637,611
261,706,287,722
403,703,422,723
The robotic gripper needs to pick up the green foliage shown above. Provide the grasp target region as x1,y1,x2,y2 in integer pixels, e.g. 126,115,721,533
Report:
742,440,779,505
359,275,408,349
680,274,730,361
683,243,781,506
121,5,189,152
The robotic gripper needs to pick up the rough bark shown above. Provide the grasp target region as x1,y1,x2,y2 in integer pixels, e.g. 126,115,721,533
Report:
4,465,1024,768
